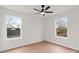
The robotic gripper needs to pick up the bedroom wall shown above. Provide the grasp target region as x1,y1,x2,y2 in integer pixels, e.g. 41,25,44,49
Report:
0,7,43,51
44,7,79,51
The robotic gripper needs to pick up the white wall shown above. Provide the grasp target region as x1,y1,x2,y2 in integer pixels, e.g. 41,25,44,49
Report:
0,7,43,51
44,7,79,51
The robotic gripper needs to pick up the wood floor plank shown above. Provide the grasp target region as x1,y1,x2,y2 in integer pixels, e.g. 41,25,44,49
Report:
1,41,79,53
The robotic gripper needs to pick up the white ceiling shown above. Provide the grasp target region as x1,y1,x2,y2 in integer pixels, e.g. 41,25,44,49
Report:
0,5,78,14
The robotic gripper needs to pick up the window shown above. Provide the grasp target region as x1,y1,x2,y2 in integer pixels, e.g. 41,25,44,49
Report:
55,17,68,38
6,15,22,39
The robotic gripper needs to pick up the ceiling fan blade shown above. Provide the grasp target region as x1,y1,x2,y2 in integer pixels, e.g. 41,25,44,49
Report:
45,6,50,10
33,8,40,12
45,11,54,13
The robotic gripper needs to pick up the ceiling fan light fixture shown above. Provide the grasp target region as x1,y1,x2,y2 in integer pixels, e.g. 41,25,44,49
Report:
40,12,45,15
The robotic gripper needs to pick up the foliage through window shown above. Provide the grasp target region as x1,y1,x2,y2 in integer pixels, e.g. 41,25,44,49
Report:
55,17,68,38
6,15,22,39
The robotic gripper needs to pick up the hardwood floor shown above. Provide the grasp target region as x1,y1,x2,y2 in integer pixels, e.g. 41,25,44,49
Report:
2,41,79,53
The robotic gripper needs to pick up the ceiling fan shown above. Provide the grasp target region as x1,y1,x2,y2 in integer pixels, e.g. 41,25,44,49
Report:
33,5,54,16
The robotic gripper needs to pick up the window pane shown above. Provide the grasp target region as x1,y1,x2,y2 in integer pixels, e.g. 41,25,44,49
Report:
6,15,22,38
56,17,68,37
